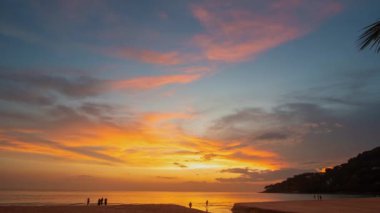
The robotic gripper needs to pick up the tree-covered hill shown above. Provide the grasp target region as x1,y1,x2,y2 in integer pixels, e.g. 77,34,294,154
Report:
263,146,380,194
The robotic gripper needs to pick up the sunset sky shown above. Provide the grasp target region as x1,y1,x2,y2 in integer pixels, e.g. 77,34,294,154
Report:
1,0,380,192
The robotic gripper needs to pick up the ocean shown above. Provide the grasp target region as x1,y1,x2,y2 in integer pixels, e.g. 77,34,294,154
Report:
0,191,365,213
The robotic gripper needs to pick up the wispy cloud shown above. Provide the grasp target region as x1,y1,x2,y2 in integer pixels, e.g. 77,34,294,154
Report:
143,112,193,123
173,162,188,168
0,130,124,164
0,99,281,171
2,66,377,184
0,69,105,104
110,73,203,90
0,68,205,106
191,0,342,62
105,47,184,65
217,167,311,183
205,95,380,170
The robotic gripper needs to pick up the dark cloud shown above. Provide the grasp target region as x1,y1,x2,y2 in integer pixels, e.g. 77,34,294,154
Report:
207,102,333,143
79,102,114,116
78,102,120,123
317,97,363,107
206,95,380,171
62,145,124,164
210,108,270,131
49,104,89,121
173,162,187,168
216,167,311,183
221,167,249,174
1,102,118,128
0,81,55,105
220,143,247,151
201,153,217,161
290,69,380,108
156,176,178,180
0,69,107,105
269,69,380,166
0,109,35,121
273,103,325,118
255,132,288,141
228,151,272,162
53,103,119,122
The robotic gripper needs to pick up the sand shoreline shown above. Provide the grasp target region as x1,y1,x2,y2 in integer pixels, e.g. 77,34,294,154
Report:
232,197,380,213
0,204,206,213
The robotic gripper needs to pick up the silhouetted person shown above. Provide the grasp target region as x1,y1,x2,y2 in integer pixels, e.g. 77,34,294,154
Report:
100,197,104,205
105,198,108,206
189,202,192,208
205,200,209,212
87,198,90,206
320,195,322,200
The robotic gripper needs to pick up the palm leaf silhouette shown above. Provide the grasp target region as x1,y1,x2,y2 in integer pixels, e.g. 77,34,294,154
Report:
359,20,380,53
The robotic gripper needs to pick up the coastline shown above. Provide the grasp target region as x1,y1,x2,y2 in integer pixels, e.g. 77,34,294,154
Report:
0,204,206,213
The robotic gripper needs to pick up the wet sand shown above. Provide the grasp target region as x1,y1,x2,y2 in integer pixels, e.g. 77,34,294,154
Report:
232,197,380,213
0,204,206,213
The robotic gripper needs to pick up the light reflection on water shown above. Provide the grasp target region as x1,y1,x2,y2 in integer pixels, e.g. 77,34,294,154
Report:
0,191,364,213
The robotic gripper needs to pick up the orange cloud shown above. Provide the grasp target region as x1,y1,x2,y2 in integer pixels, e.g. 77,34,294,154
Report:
192,1,342,62
0,106,280,172
107,47,183,65
110,73,202,90
143,112,193,123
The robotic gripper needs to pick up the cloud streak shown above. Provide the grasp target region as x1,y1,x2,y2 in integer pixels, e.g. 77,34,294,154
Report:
105,47,184,65
0,68,205,106
0,131,124,164
0,69,105,105
192,0,342,62
110,73,203,90
173,162,188,168
217,167,311,183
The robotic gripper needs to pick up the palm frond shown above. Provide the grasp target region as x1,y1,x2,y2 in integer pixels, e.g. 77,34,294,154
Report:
358,20,380,53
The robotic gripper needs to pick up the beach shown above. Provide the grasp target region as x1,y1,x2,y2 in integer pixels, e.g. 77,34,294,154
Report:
232,197,380,213
0,191,367,213
1,197,379,213
0,204,206,213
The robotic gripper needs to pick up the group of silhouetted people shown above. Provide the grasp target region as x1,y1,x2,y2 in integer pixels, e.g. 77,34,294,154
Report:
97,197,108,206
85,197,108,206
314,194,323,200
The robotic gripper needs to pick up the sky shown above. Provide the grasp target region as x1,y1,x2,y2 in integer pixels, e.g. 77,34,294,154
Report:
0,0,380,192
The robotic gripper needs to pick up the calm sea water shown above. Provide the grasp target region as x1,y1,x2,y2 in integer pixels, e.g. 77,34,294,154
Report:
0,191,364,213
